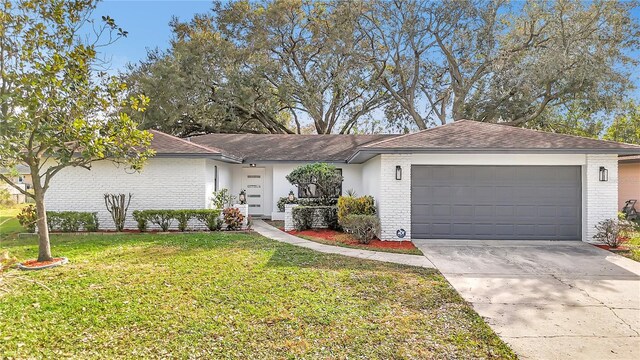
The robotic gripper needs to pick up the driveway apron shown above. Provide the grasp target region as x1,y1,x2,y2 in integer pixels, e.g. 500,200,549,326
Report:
414,240,640,360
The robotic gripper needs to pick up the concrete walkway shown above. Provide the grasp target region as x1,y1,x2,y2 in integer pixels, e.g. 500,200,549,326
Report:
252,220,434,268
415,240,640,360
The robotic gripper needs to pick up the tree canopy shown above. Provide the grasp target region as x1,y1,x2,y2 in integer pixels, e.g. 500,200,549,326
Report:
126,0,639,134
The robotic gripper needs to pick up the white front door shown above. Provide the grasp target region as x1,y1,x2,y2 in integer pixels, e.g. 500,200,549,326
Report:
242,168,265,216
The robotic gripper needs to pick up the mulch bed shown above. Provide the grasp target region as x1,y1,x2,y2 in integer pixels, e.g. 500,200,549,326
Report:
21,257,66,268
286,228,418,251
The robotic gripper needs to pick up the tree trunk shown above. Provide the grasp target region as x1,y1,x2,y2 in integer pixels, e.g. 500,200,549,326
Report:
32,175,53,262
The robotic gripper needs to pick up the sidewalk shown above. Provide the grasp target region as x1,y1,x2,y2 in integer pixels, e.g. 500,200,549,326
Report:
253,220,434,269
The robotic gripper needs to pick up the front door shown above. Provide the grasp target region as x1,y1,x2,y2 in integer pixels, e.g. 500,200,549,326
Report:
242,168,265,216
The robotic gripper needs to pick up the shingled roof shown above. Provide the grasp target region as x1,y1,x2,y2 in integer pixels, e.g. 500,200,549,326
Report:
349,120,640,162
148,130,242,162
189,133,396,162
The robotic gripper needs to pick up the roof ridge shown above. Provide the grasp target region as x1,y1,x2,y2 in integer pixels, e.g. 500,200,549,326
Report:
362,121,462,148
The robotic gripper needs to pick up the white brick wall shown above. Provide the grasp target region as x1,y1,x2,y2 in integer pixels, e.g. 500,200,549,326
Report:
584,154,619,242
46,158,210,230
284,204,296,231
378,154,412,240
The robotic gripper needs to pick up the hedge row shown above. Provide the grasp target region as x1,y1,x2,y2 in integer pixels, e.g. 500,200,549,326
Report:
132,209,222,232
277,196,338,212
47,211,99,232
291,206,339,231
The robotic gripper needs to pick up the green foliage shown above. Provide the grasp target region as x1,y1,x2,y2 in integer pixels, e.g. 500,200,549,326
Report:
340,215,381,244
286,163,343,204
132,209,223,232
173,211,192,232
593,218,634,248
277,196,339,212
0,189,15,208
603,102,640,145
145,210,174,232
525,103,606,138
47,212,99,232
132,210,148,232
192,209,222,231
16,205,37,233
222,208,244,230
211,189,236,209
292,206,339,231
337,195,376,225
276,195,298,212
0,0,154,261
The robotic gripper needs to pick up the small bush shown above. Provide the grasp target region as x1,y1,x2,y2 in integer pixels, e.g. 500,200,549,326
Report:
132,210,148,232
222,208,243,230
292,206,339,231
223,207,245,230
340,214,380,244
47,211,99,232
212,188,236,209
145,210,174,232
16,205,37,233
337,195,376,225
193,209,222,231
174,210,192,232
0,189,15,208
593,218,633,248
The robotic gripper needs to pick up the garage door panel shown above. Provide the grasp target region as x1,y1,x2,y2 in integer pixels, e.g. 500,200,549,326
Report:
411,165,581,240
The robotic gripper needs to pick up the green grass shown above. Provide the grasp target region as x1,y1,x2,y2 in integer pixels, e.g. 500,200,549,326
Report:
0,205,26,238
621,230,640,262
0,232,515,359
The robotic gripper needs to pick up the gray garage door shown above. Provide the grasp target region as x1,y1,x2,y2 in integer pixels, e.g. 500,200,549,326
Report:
411,166,581,240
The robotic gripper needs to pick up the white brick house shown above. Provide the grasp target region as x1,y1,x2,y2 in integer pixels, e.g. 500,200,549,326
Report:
46,120,640,243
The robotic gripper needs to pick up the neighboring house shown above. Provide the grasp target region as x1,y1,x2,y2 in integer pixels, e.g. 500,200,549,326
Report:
618,155,640,211
1,165,32,203
45,120,640,242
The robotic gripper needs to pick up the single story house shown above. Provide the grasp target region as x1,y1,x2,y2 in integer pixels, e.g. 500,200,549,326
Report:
45,120,640,242
1,165,32,203
618,155,640,211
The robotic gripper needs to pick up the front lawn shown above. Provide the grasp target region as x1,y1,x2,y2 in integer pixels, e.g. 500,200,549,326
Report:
0,232,514,359
0,206,26,237
621,230,640,262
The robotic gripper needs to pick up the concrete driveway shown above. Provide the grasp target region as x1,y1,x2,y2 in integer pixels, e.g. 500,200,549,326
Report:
414,240,640,360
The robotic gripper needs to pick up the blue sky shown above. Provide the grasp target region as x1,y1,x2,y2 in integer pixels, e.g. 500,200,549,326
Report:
90,0,213,73
90,0,640,99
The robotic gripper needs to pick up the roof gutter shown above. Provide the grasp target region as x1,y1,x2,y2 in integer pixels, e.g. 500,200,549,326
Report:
348,148,640,164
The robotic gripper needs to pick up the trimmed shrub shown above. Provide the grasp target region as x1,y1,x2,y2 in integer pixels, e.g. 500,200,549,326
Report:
174,210,192,232
292,206,339,231
193,209,222,231
16,205,37,233
277,196,339,212
593,218,633,248
132,210,148,232
223,208,244,230
337,195,376,225
286,163,343,204
340,214,380,244
144,210,174,232
47,211,99,232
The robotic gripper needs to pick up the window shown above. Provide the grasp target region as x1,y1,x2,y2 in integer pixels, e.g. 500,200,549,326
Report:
214,166,218,192
298,169,342,198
